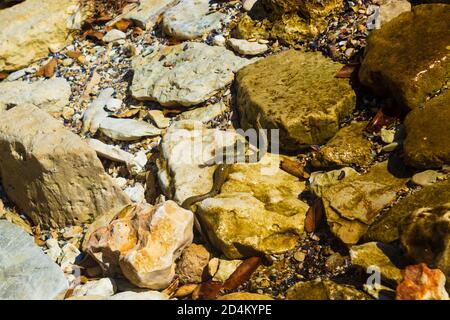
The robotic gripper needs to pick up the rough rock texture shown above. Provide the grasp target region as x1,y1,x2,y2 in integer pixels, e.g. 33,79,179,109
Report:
157,121,308,258
0,0,80,71
399,204,450,290
0,105,130,228
162,0,225,40
114,0,176,29
359,4,450,112
403,90,450,169
72,278,116,297
396,263,449,300
176,244,210,284
411,170,447,187
131,42,253,107
0,78,71,116
311,122,373,168
227,38,268,56
87,202,193,290
218,292,274,300
365,179,450,243
236,50,355,152
350,242,406,284
176,101,227,123
0,220,68,300
309,167,359,197
286,279,371,300
377,0,411,27
321,160,410,244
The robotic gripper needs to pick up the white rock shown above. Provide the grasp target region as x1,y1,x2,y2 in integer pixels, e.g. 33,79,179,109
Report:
243,0,258,11
72,278,116,297
113,177,128,189
45,238,62,262
176,101,227,123
107,291,170,300
105,98,122,112
58,243,81,273
127,150,148,174
209,258,242,283
227,38,268,56
124,183,146,203
148,109,170,128
0,78,71,116
5,69,26,81
82,88,114,134
86,138,134,163
131,42,254,106
99,117,161,141
103,29,126,43
162,0,226,40
212,34,226,46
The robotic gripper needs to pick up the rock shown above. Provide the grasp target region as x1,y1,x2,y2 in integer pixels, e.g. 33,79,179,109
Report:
124,183,146,203
158,121,308,258
212,34,226,46
174,284,198,298
243,0,258,11
99,118,161,141
378,0,411,26
87,138,134,163
309,167,359,198
82,88,114,134
0,78,71,116
0,0,80,71
0,220,68,299
218,292,273,300
87,202,193,289
114,0,176,29
162,0,225,40
236,50,355,152
399,204,450,290
264,0,344,18
72,278,116,297
0,105,130,228
363,283,396,300
45,238,62,262
286,279,371,300
5,69,26,81
350,242,406,284
107,291,171,300
359,4,450,112
321,160,410,244
176,244,210,284
411,170,447,187
105,98,122,112
380,127,396,144
103,29,126,43
58,243,81,273
131,42,253,107
311,122,373,168
403,90,450,169
227,38,268,56
148,109,170,128
365,179,450,243
396,263,449,300
209,258,242,283
176,101,227,123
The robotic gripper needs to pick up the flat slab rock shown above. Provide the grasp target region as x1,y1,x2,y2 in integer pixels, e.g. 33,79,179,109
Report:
131,42,254,107
236,50,355,152
359,4,450,112
0,105,130,228
112,0,176,29
0,220,68,300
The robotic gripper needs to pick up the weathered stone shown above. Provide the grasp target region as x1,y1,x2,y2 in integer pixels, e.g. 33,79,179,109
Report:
176,101,227,123
209,258,242,282
0,78,71,117
148,109,170,129
311,122,373,168
236,50,355,152
403,90,450,169
396,263,449,300
309,167,359,198
72,278,116,297
162,0,225,40
399,204,450,290
359,4,450,112
218,292,273,300
350,242,406,284
321,160,410,244
286,279,371,300
87,202,193,290
0,220,68,300
131,42,253,107
0,0,80,71
0,105,130,228
227,38,268,56
378,0,411,27
103,29,126,43
411,170,447,187
176,244,210,284
112,0,176,29
365,179,450,243
107,291,171,300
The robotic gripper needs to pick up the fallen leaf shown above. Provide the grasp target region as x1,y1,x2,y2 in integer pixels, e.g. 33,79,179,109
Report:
335,64,360,78
0,72,8,80
36,58,58,78
132,27,143,37
365,108,397,133
280,158,310,180
115,19,133,32
66,50,82,59
82,29,104,42
195,281,223,300
304,198,324,233
222,257,261,291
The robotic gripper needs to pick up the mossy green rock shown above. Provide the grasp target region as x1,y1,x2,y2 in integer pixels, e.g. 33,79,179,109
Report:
359,4,450,112
321,160,410,244
236,50,356,152
350,242,407,285
403,90,450,169
312,121,373,169
365,179,450,243
286,279,371,300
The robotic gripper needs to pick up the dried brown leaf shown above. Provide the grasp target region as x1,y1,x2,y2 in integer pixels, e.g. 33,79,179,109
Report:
304,198,324,233
365,108,397,133
36,58,58,78
66,50,82,59
280,158,310,180
115,19,133,32
222,257,261,291
0,72,8,80
335,64,360,78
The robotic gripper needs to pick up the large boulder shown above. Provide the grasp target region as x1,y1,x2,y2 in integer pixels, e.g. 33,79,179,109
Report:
321,160,410,244
263,0,344,18
365,179,450,243
0,220,68,299
0,105,130,228
359,4,450,112
0,78,71,117
131,42,253,107
0,0,81,71
403,90,450,169
236,50,355,152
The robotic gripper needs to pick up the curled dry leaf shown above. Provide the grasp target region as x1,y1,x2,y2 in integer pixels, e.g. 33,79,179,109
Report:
280,158,310,180
335,64,360,78
304,198,324,233
82,29,104,42
115,19,133,32
365,108,397,133
0,72,8,80
36,58,58,78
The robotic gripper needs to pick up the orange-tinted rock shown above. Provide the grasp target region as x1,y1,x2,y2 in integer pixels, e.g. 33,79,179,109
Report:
396,263,449,300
